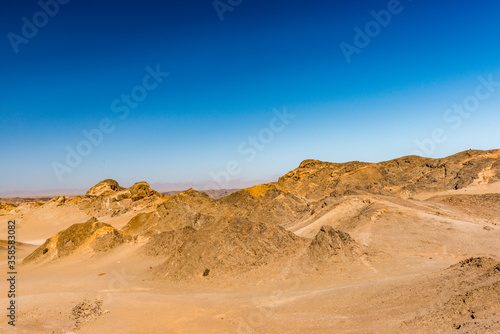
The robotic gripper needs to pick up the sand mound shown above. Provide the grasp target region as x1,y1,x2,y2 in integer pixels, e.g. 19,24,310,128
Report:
307,225,367,260
299,225,379,275
23,217,131,263
150,218,306,281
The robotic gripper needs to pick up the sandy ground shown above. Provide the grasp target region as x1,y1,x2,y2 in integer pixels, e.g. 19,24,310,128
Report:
1,248,449,334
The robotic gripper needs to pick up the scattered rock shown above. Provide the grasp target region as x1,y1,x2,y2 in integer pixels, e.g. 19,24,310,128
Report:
71,298,105,329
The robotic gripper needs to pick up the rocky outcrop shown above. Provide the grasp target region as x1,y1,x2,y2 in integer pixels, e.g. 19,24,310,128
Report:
129,182,161,201
307,226,364,260
277,149,500,200
78,180,163,217
149,218,307,280
0,202,17,215
123,189,218,236
124,184,312,236
85,179,123,198
23,217,131,263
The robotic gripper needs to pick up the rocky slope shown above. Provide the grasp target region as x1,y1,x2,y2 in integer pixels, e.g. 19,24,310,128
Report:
430,193,500,225
306,225,372,261
148,217,307,281
122,149,500,235
23,217,132,263
400,257,500,333
277,149,500,200
123,185,312,236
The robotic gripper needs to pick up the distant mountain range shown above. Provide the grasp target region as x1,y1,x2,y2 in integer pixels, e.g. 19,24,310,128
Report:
0,178,276,198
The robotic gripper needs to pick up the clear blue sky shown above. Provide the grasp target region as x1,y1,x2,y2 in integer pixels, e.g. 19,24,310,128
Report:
1,0,500,194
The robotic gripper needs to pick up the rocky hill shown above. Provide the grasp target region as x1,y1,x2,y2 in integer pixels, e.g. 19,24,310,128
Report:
277,149,500,200
23,217,132,263
123,185,312,236
161,188,240,199
148,217,307,281
306,225,371,261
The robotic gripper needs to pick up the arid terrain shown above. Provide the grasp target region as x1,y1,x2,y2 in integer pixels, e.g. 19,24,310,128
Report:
1,149,500,333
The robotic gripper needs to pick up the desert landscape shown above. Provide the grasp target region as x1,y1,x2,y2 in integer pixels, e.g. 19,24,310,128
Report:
1,149,499,333
3,1,500,333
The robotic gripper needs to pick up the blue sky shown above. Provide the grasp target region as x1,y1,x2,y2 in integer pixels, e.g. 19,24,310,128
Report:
1,0,500,194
